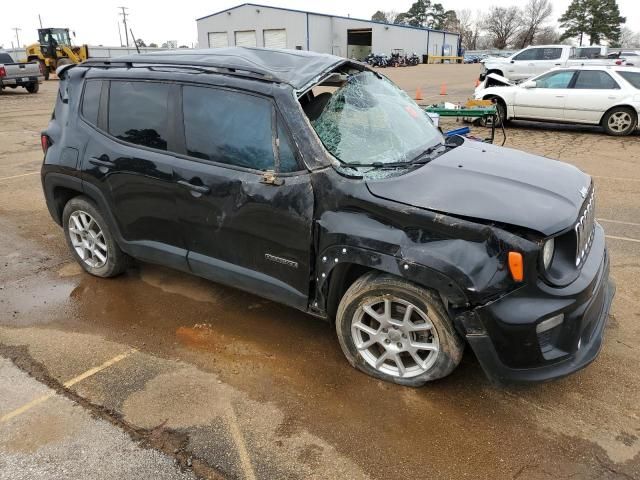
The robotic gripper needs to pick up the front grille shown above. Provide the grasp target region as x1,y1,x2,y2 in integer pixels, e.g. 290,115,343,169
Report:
575,187,595,267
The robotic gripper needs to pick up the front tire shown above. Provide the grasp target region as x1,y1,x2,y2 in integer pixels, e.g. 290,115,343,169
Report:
602,107,637,136
62,196,129,278
335,272,464,386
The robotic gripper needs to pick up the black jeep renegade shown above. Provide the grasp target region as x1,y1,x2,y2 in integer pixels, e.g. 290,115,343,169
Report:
41,48,615,385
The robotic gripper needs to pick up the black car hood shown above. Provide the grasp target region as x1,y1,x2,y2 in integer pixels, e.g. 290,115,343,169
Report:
366,140,591,236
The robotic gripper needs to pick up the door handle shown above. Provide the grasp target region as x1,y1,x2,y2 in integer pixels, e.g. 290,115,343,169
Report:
555,95,565,98
555,63,562,66
177,179,211,194
89,155,115,168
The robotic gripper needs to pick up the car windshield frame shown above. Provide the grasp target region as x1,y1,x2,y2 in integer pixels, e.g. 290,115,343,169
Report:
308,70,443,168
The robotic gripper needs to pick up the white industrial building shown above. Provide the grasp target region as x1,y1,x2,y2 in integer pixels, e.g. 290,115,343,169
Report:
196,3,461,62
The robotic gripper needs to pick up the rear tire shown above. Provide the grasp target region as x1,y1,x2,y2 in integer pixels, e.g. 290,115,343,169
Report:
335,272,464,386
62,196,129,278
601,107,637,136
26,82,39,94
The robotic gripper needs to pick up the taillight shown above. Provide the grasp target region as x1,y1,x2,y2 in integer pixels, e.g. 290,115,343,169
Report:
41,134,52,154
0,66,6,78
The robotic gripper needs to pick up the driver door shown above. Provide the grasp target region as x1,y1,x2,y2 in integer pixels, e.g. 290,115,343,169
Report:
513,70,577,121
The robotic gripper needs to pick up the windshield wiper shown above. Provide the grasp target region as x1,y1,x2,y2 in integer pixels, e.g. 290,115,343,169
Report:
359,142,446,170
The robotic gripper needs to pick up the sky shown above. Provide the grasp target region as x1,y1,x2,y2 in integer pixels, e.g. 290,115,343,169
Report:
2,0,639,49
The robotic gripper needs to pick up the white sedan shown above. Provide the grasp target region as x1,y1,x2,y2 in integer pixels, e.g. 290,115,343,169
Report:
475,66,640,136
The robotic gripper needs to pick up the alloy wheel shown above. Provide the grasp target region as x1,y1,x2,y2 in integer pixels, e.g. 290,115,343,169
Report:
352,296,440,378
68,210,108,268
608,111,633,133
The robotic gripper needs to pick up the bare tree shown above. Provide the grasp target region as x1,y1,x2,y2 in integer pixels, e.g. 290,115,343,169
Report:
518,0,553,47
535,26,562,44
618,26,640,48
456,9,481,50
483,6,522,49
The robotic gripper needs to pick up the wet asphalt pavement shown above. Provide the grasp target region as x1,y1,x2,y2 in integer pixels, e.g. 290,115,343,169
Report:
1,65,640,479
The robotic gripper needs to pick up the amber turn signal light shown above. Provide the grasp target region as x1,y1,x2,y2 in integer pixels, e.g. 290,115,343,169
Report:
508,251,524,282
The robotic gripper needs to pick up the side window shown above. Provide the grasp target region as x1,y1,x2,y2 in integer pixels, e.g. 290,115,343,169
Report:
182,86,274,171
108,81,170,151
573,71,620,90
514,48,537,61
81,80,102,126
277,118,300,173
541,48,562,60
536,71,575,89
618,71,640,89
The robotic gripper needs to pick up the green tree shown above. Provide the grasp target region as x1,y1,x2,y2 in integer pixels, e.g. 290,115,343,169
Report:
405,0,430,27
372,10,387,22
560,0,625,45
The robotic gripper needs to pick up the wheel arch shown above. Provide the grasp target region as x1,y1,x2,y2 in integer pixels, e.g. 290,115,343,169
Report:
316,245,469,322
483,94,509,118
599,104,638,126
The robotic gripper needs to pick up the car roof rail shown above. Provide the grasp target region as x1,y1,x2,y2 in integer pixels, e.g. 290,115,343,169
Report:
81,57,282,83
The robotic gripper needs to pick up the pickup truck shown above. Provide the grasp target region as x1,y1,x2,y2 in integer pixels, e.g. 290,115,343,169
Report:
0,52,43,94
480,45,629,83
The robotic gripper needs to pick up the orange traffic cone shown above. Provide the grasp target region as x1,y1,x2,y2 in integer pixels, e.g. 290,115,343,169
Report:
440,83,447,95
415,87,424,101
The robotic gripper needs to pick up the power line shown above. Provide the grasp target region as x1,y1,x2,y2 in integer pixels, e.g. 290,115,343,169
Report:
118,7,129,47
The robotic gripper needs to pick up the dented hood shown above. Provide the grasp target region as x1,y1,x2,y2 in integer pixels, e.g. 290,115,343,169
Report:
366,140,591,236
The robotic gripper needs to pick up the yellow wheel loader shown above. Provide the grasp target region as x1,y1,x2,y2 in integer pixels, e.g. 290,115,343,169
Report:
25,28,88,80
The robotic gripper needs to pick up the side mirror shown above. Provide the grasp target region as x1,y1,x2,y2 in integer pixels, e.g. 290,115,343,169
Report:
522,80,537,89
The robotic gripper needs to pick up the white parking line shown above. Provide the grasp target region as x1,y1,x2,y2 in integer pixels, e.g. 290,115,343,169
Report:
224,403,257,480
606,235,640,244
0,349,136,423
0,171,39,182
599,218,640,227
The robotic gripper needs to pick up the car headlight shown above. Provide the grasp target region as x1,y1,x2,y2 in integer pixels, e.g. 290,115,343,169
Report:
542,238,555,270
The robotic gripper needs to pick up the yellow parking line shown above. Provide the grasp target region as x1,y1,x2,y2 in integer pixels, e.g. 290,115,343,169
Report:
0,349,136,424
224,403,257,480
0,171,39,182
599,218,640,227
606,235,640,244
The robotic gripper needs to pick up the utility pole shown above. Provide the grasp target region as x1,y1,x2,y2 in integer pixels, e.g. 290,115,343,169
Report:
12,27,21,48
117,21,123,47
38,14,43,28
118,6,129,47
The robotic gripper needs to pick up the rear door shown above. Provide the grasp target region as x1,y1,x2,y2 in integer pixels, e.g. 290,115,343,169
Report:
81,79,188,270
172,84,313,309
513,70,576,120
564,70,622,124
509,47,564,81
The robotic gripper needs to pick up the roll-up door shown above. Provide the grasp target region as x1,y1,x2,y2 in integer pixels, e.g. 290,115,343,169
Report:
263,29,287,49
208,32,228,48
235,30,257,47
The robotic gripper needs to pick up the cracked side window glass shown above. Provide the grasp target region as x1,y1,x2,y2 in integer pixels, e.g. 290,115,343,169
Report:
309,71,442,166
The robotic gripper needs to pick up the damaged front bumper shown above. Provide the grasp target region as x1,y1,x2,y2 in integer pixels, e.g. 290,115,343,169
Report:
459,226,615,383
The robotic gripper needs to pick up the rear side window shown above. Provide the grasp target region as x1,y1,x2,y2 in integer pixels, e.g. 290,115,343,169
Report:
108,81,170,151
182,86,274,171
573,71,619,90
617,71,640,89
81,80,102,126
539,48,562,60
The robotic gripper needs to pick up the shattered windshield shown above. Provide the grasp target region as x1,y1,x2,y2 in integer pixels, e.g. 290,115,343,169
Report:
310,71,442,166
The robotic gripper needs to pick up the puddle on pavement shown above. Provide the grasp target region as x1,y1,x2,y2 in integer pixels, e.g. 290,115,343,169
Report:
3,262,638,478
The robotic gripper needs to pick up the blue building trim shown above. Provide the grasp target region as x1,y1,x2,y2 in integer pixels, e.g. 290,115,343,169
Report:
306,12,309,50
196,3,458,37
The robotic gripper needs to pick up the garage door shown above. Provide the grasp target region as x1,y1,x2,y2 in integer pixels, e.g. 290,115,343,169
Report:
208,32,228,48
263,29,287,49
235,30,257,47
